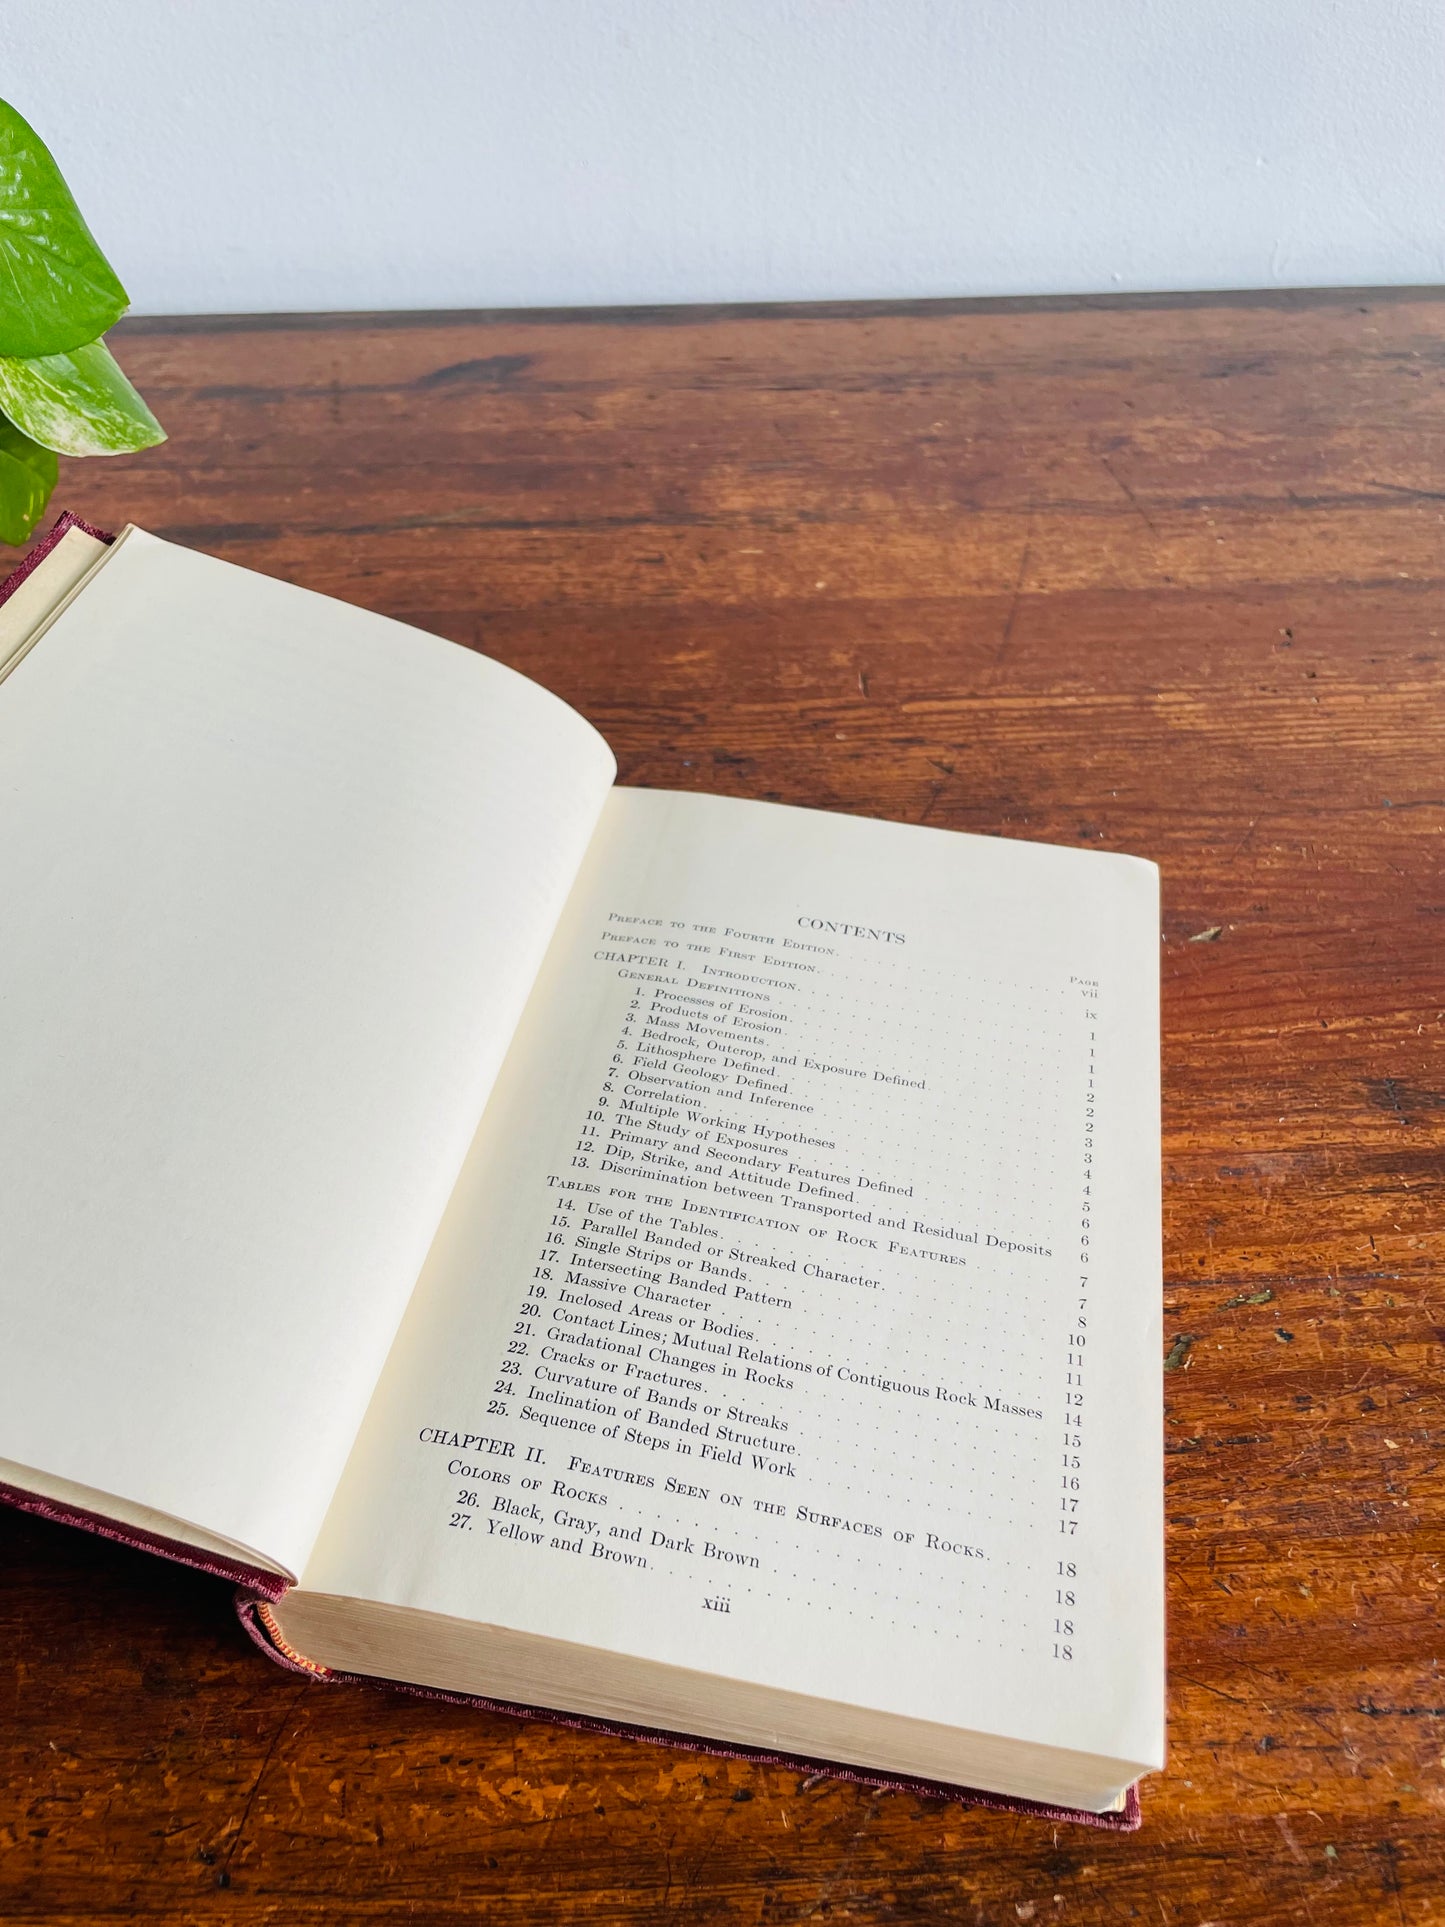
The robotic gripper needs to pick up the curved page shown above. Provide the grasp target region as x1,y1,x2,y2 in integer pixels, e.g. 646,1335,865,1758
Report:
0,530,615,1577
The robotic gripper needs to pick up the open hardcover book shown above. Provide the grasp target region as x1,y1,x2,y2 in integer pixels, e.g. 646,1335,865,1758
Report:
0,517,1163,1826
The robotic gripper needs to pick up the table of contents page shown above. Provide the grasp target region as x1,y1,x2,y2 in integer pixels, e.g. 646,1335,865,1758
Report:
304,789,1163,1776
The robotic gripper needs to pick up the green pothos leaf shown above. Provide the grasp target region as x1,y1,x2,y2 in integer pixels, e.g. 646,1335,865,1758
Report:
0,410,58,544
0,335,164,456
0,98,129,357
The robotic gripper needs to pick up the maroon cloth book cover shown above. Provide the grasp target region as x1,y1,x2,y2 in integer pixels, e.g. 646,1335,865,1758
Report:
0,513,1145,1833
0,508,114,607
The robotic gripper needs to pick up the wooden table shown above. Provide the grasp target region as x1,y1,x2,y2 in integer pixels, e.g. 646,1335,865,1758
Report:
4,291,1442,1924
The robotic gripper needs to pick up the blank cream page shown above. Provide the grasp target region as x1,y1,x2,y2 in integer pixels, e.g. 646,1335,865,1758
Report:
0,530,615,1577
306,787,1164,1775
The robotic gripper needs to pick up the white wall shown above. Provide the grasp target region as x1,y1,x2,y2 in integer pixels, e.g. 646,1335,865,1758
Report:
9,0,1444,316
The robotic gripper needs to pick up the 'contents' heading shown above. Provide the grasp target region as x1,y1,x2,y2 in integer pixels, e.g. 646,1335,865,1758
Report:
797,918,906,945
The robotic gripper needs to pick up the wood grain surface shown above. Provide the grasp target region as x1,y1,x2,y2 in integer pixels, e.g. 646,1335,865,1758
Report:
3,290,1442,1924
